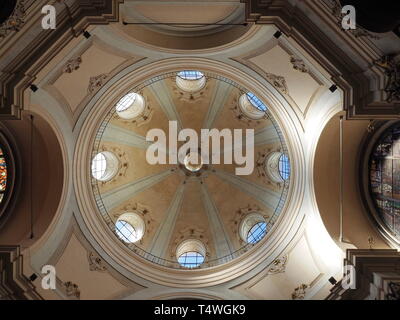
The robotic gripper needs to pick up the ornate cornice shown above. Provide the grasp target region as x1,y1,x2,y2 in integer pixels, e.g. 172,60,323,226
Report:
241,0,400,119
0,0,123,119
0,246,43,300
327,249,400,300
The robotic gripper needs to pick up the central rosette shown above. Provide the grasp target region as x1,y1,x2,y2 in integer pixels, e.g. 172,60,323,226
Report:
183,151,203,172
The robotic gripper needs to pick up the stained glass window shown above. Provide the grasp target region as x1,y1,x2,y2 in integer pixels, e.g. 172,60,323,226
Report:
0,148,7,204
369,124,400,241
178,251,205,268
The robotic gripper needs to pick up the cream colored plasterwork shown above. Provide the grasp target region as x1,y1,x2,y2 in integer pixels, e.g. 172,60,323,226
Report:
111,90,154,127
255,148,286,188
230,204,269,247
267,254,288,275
88,73,109,94
112,202,155,246
169,227,211,265
96,145,129,186
88,252,107,272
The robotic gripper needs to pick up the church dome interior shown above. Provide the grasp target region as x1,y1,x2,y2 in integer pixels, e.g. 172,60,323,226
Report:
0,0,400,303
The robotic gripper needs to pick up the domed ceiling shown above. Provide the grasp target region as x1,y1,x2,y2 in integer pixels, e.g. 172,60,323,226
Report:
90,71,291,269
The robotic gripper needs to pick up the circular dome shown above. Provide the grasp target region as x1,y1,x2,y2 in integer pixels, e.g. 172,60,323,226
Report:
88,71,291,270
367,122,400,244
91,151,119,182
115,93,146,120
176,70,206,93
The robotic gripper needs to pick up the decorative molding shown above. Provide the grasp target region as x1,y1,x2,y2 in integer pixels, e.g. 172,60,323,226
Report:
265,73,288,94
242,0,399,118
112,202,155,246
290,56,309,73
374,54,400,103
291,283,309,300
63,281,80,299
173,77,209,103
170,227,211,265
0,246,43,300
88,73,109,94
230,204,269,246
97,145,128,185
0,0,26,39
267,254,288,275
329,0,380,40
111,91,154,127
63,57,83,74
386,282,400,300
327,249,400,300
88,252,107,272
230,92,268,125
255,148,285,188
0,0,123,119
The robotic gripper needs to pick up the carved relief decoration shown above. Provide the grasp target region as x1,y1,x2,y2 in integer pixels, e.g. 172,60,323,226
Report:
88,73,109,94
255,147,286,188
230,92,269,125
267,254,288,275
291,283,309,300
290,56,309,73
329,0,380,40
169,227,210,263
63,281,80,299
265,73,288,94
172,76,208,103
230,204,269,246
88,252,107,272
112,202,155,246
0,0,26,39
63,57,82,74
97,145,128,185
111,90,154,127
374,54,400,103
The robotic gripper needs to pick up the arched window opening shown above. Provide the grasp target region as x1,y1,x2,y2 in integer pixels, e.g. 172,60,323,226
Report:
238,93,267,120
278,154,291,181
247,222,267,244
176,70,206,93
246,92,268,112
265,152,290,183
177,70,204,80
115,212,145,243
176,239,206,269
91,151,119,182
239,213,267,244
115,93,146,120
